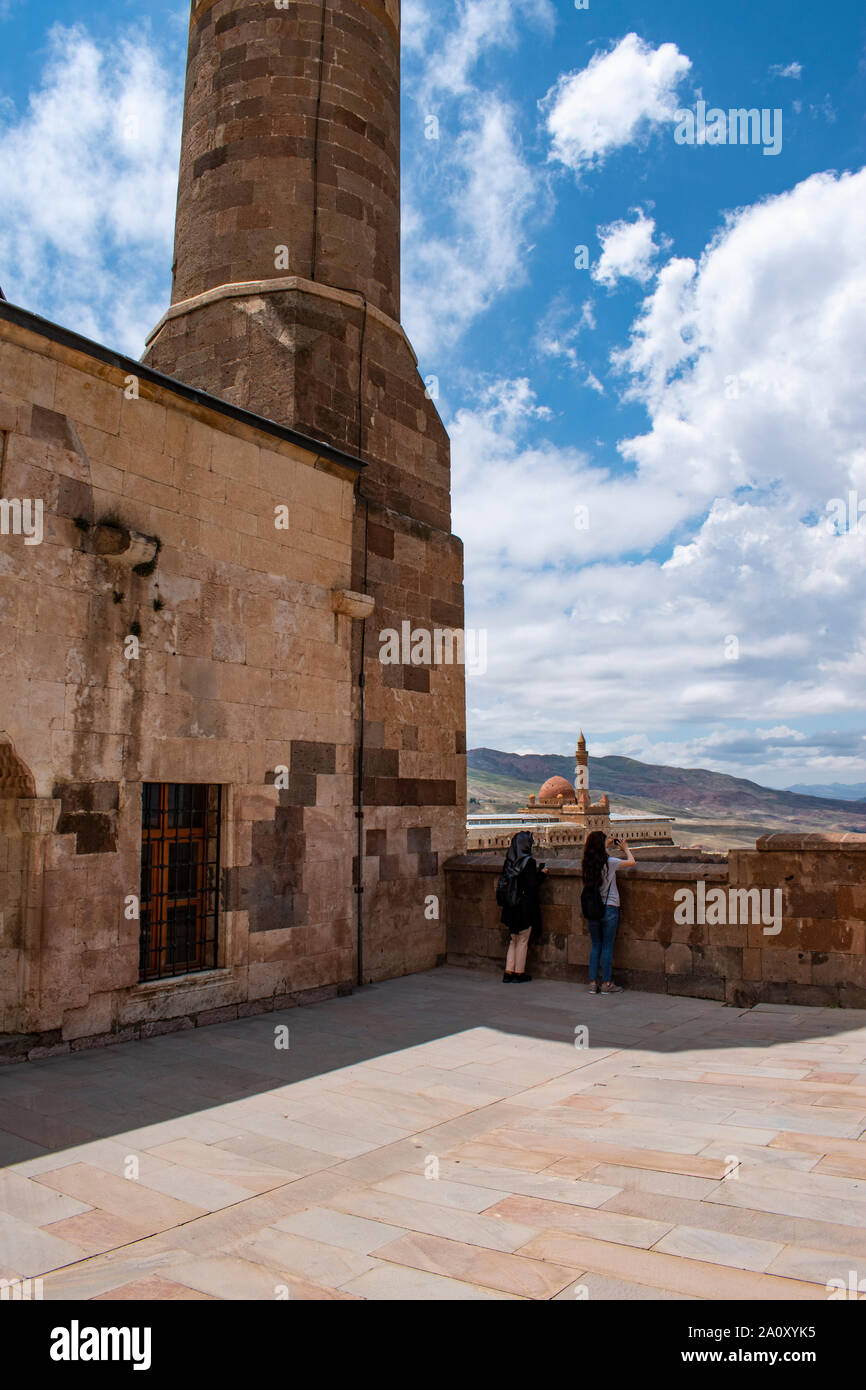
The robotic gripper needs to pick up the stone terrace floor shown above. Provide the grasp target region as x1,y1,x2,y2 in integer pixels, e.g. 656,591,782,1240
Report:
2,967,866,1301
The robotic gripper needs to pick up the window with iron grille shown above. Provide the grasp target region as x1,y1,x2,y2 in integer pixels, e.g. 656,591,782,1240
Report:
139,783,221,982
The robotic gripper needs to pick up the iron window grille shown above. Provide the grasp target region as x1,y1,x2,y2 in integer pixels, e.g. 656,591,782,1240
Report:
139,783,221,982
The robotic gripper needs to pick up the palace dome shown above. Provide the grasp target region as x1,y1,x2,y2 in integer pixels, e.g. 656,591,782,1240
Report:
538,776,576,803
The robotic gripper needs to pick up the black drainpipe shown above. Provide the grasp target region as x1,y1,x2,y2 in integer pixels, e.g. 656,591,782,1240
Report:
310,0,327,283
311,0,370,987
356,494,370,987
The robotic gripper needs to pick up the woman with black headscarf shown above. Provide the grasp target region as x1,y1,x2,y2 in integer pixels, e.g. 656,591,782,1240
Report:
497,830,547,983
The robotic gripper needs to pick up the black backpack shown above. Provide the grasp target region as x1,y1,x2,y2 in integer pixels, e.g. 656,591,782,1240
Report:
580,878,611,921
496,871,522,910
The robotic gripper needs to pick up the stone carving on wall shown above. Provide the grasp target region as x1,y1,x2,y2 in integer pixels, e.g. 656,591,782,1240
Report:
0,738,36,800
16,799,61,837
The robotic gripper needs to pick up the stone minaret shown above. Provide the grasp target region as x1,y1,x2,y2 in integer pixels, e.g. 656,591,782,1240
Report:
575,731,588,794
146,0,466,982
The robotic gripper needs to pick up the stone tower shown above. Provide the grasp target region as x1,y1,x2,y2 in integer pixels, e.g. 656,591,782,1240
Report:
145,0,466,982
575,731,588,794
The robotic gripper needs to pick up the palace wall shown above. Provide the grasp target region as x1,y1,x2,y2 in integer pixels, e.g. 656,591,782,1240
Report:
0,311,366,1055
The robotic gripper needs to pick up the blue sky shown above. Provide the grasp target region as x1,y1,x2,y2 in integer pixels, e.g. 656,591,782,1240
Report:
2,0,865,788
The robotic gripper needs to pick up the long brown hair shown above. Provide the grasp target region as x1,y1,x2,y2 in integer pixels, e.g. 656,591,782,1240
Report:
581,830,608,890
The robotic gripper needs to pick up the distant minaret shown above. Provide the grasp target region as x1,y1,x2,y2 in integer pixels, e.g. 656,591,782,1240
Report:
575,731,588,794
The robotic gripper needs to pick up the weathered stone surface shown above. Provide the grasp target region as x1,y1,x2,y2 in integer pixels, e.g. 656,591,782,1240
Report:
0,0,467,1046
143,0,467,991
445,836,866,1006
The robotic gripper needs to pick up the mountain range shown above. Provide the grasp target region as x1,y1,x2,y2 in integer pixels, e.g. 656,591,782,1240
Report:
787,783,866,802
468,748,866,842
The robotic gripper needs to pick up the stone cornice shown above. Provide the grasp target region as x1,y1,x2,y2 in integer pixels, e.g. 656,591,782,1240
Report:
145,276,417,365
0,300,366,481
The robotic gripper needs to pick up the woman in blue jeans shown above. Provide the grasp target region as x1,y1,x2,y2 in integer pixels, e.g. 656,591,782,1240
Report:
581,830,635,994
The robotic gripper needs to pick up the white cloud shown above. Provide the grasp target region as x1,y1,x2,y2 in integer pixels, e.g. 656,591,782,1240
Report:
0,25,182,354
403,97,545,357
543,32,692,174
402,1,559,357
534,295,595,372
616,169,866,505
457,168,866,782
419,0,555,100
593,210,662,288
588,726,866,789
402,0,434,54
811,95,837,124
770,61,803,79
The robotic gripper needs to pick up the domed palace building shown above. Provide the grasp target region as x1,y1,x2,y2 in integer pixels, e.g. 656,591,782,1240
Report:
466,733,676,855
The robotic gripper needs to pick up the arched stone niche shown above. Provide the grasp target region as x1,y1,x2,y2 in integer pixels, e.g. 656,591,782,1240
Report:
0,737,37,801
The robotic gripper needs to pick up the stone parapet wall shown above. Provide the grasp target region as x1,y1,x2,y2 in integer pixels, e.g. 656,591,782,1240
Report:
445,833,866,1008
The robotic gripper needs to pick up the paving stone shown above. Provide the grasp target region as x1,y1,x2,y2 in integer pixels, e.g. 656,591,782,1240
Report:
517,1231,827,1300
0,1211,88,1278
142,1140,296,1193
340,1264,519,1300
10,1138,176,1181
33,1164,206,1230
373,1231,578,1299
707,1181,866,1228
91,1276,217,1300
653,1224,785,1272
0,1171,91,1225
3,972,866,1301
136,1165,257,1213
374,1172,505,1213
238,1228,379,1287
573,1164,721,1202
161,1253,355,1301
489,1194,671,1249
273,1207,407,1254
436,1158,614,1207
552,1272,695,1300
603,1186,866,1258
41,1210,164,1256
327,1187,540,1252
41,1246,190,1300
767,1244,866,1288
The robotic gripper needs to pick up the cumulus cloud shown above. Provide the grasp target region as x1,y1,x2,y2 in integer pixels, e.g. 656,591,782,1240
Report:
593,210,663,288
770,61,803,79
457,168,866,782
0,24,182,354
590,727,866,787
615,169,866,506
543,32,692,174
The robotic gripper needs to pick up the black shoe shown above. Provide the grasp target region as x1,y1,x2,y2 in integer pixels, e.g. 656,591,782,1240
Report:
503,972,516,982
514,973,533,983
